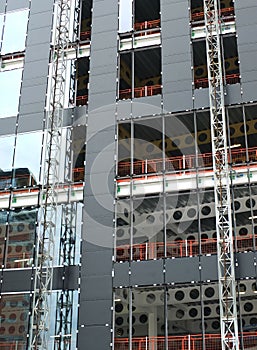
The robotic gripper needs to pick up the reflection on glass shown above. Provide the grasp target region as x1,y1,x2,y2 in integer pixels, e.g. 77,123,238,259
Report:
5,208,36,269
14,131,43,183
0,135,15,172
119,0,132,33
0,14,4,46
0,69,22,118
0,294,29,349
1,9,29,54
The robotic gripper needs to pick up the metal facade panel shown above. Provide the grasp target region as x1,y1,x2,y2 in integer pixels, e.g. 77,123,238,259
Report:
0,117,16,136
165,257,200,283
113,262,130,287
161,0,192,112
22,60,49,80
79,299,112,325
6,0,28,11
19,101,45,116
80,276,113,300
200,256,219,281
17,113,44,133
131,96,162,117
77,326,111,349
20,84,46,105
117,100,132,120
83,251,113,277
224,84,242,105
2,270,31,293
131,260,164,286
194,89,210,109
28,10,53,30
27,26,53,46
235,252,256,278
29,0,54,15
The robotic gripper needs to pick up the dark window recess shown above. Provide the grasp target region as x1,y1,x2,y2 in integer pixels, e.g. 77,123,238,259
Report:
193,35,240,89
76,57,89,106
119,47,162,100
80,0,92,41
134,0,160,32
191,0,234,25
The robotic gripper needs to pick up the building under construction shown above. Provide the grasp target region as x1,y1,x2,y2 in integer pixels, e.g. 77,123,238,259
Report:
0,0,257,349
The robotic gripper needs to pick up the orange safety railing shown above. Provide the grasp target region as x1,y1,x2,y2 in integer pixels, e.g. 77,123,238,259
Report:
117,146,257,177
76,95,88,106
134,19,161,31
0,341,27,350
115,332,257,350
195,73,240,89
80,30,91,41
191,6,234,23
119,84,162,100
116,234,257,262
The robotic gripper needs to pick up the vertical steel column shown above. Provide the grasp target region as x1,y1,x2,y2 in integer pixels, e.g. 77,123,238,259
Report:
203,0,239,349
29,1,74,349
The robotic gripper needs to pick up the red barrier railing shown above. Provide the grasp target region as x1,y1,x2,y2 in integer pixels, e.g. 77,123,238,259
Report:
76,95,88,106
195,73,240,89
116,234,257,261
80,30,91,41
117,146,257,177
134,19,161,31
115,332,257,350
119,84,162,100
191,7,234,23
0,341,27,350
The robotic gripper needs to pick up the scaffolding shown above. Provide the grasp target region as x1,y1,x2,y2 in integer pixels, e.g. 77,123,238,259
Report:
203,0,239,349
29,0,76,348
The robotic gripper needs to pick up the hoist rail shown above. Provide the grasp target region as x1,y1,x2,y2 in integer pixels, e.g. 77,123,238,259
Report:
29,1,73,349
203,0,239,349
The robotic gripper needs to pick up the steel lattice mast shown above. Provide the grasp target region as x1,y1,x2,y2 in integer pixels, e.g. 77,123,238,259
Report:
29,0,74,348
203,0,239,349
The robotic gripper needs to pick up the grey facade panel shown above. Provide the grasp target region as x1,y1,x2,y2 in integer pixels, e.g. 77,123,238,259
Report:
6,0,29,11
22,60,49,80
28,10,53,30
81,217,113,250
77,326,111,349
194,88,210,109
200,256,219,281
20,84,46,105
19,101,45,116
242,82,257,102
166,257,200,283
89,91,117,111
93,0,118,17
22,75,48,88
80,276,113,300
29,0,54,15
25,42,49,64
131,260,164,286
2,269,31,293
113,262,130,287
79,299,112,325
82,240,113,254
224,84,242,105
17,113,44,133
83,251,113,277
235,252,256,279
161,0,192,113
92,14,118,34
0,2,5,13
26,27,52,46
164,91,193,112
161,0,189,21
0,117,16,136
117,100,132,120
131,96,162,117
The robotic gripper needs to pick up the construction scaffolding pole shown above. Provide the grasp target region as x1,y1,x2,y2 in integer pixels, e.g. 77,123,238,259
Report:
203,0,239,349
29,0,73,349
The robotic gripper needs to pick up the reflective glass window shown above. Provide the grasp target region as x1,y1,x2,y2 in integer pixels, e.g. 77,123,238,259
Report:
0,69,22,118
0,293,30,349
14,131,43,184
119,0,133,33
0,135,14,172
1,9,29,54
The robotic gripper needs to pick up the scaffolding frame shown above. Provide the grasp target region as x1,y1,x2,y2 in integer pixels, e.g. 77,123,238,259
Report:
29,0,75,349
203,0,239,349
